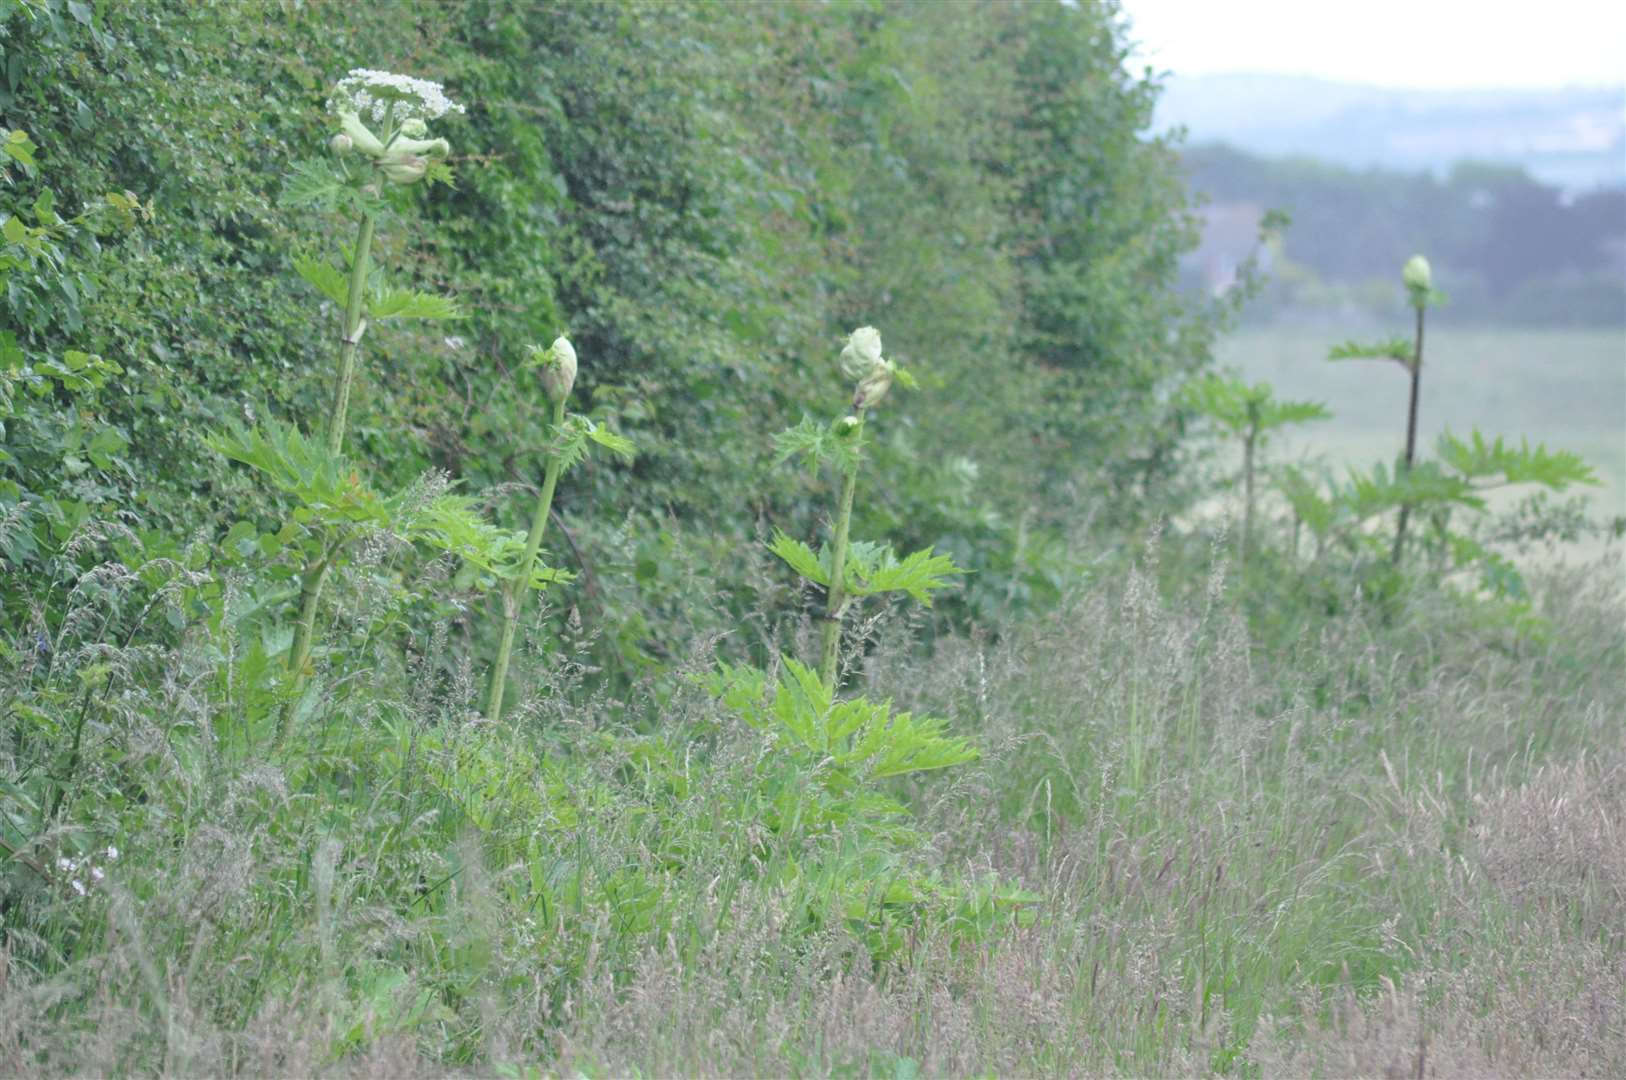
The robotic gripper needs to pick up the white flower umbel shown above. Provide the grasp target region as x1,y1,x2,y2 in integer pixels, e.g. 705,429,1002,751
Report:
327,68,465,125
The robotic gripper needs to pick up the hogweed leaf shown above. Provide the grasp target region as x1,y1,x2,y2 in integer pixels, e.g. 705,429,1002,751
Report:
293,255,350,308
280,159,347,211
1328,337,1413,364
768,530,830,587
369,284,461,321
1436,428,1598,491
843,543,965,605
586,424,636,462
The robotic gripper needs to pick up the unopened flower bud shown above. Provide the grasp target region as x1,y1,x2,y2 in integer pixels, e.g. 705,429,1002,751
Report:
329,133,354,156
833,414,861,439
399,117,429,138
1402,254,1432,301
338,110,388,158
852,359,894,410
379,154,427,185
839,326,884,382
537,335,577,404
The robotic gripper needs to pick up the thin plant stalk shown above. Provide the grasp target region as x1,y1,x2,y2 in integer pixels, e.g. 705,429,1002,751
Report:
281,209,376,740
486,396,568,722
327,210,376,456
1392,303,1425,564
819,408,867,690
1240,423,1256,575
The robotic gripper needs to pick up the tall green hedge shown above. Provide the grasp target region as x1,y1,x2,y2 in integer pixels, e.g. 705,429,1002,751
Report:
1,0,1223,667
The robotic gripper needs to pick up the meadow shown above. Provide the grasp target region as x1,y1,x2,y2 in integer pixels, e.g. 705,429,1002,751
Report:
3,3,1624,1077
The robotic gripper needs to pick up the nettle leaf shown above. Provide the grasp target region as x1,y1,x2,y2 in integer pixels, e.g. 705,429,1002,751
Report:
4,129,38,169
1328,337,1413,364
1436,429,1599,491
369,285,461,321
293,255,349,308
768,529,828,586
843,541,966,605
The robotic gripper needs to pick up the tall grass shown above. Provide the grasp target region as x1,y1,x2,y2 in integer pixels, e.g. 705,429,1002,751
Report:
3,526,1620,1076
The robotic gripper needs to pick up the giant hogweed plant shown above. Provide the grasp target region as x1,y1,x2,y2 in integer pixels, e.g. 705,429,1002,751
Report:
1281,255,1599,609
695,328,1011,953
1325,253,1442,564
484,337,633,723
212,71,528,737
769,327,965,690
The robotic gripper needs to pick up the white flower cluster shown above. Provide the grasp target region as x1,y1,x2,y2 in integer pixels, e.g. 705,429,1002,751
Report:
55,845,118,897
327,68,465,125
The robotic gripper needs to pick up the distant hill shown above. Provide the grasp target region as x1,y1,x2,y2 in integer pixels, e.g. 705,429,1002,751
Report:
1153,74,1626,192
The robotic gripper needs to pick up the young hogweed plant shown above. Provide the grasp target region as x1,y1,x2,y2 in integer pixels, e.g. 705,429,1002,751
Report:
1327,253,1441,563
1291,254,1599,608
484,337,633,722
770,326,964,690
1182,373,1329,574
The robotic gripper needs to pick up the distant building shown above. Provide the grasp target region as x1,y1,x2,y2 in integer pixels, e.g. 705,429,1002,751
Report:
1184,201,1270,296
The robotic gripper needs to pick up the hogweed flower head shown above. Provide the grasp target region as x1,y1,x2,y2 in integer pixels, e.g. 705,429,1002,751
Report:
534,336,578,404
839,326,884,382
327,68,465,126
327,69,460,184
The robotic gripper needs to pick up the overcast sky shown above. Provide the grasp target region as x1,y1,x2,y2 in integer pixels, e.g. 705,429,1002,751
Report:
1120,0,1626,90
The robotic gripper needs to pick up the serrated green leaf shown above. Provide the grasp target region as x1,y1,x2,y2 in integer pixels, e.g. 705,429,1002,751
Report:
1327,337,1413,363
843,542,966,604
1437,428,1599,491
586,424,636,461
279,160,347,211
293,255,349,308
768,529,829,586
369,285,461,321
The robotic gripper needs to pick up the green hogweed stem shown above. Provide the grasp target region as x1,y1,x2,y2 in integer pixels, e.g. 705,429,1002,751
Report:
327,211,376,456
486,393,569,722
820,406,867,690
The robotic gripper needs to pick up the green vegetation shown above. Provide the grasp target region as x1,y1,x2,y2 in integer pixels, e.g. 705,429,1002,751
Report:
2,1,1622,1075
1184,142,1626,326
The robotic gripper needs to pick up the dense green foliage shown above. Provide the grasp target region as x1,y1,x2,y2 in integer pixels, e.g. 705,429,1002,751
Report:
1,0,1220,665
3,1,1622,1075
1184,142,1626,325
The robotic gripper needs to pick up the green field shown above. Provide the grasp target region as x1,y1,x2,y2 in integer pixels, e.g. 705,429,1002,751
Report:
1217,325,1626,563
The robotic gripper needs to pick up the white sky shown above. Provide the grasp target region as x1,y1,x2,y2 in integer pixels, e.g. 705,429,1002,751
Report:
1120,0,1626,90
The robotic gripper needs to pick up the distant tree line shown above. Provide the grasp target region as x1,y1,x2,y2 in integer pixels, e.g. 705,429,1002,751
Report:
1183,142,1626,326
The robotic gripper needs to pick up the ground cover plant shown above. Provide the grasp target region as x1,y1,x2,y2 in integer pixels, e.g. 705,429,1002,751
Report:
2,0,1623,1076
